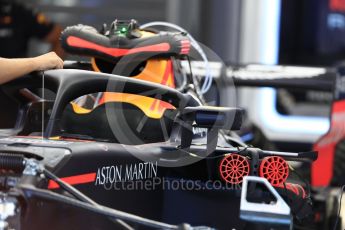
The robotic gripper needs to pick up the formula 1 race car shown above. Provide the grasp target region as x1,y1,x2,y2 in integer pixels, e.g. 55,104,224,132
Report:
0,19,318,230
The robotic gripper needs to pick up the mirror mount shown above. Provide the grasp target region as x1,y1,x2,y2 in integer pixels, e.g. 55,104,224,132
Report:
180,106,244,154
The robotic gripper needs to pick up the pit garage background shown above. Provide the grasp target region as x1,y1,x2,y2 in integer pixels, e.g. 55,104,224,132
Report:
19,0,342,153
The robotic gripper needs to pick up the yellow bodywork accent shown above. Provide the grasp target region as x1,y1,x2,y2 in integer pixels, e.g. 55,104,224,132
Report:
70,102,92,114
100,93,175,119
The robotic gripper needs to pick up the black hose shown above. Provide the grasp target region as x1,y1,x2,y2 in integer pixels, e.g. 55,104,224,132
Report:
43,169,97,205
42,169,133,230
0,153,25,173
19,184,178,229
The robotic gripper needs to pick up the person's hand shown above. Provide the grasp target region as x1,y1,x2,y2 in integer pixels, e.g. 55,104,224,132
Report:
32,52,63,71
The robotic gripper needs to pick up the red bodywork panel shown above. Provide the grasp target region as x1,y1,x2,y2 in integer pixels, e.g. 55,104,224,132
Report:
312,100,345,186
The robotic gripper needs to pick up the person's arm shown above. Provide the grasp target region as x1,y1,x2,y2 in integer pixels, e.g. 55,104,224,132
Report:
0,52,63,84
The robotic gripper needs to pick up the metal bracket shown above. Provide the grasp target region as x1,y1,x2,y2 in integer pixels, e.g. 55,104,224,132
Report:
240,176,292,228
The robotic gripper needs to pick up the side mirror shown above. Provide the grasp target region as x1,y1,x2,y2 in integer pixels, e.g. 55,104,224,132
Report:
182,106,243,130
180,106,244,153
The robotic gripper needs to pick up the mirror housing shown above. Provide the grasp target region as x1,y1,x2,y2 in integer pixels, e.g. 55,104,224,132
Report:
180,106,244,153
182,106,244,130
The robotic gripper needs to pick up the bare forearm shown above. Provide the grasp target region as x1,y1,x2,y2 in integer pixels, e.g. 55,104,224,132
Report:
0,57,39,84
0,52,63,84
